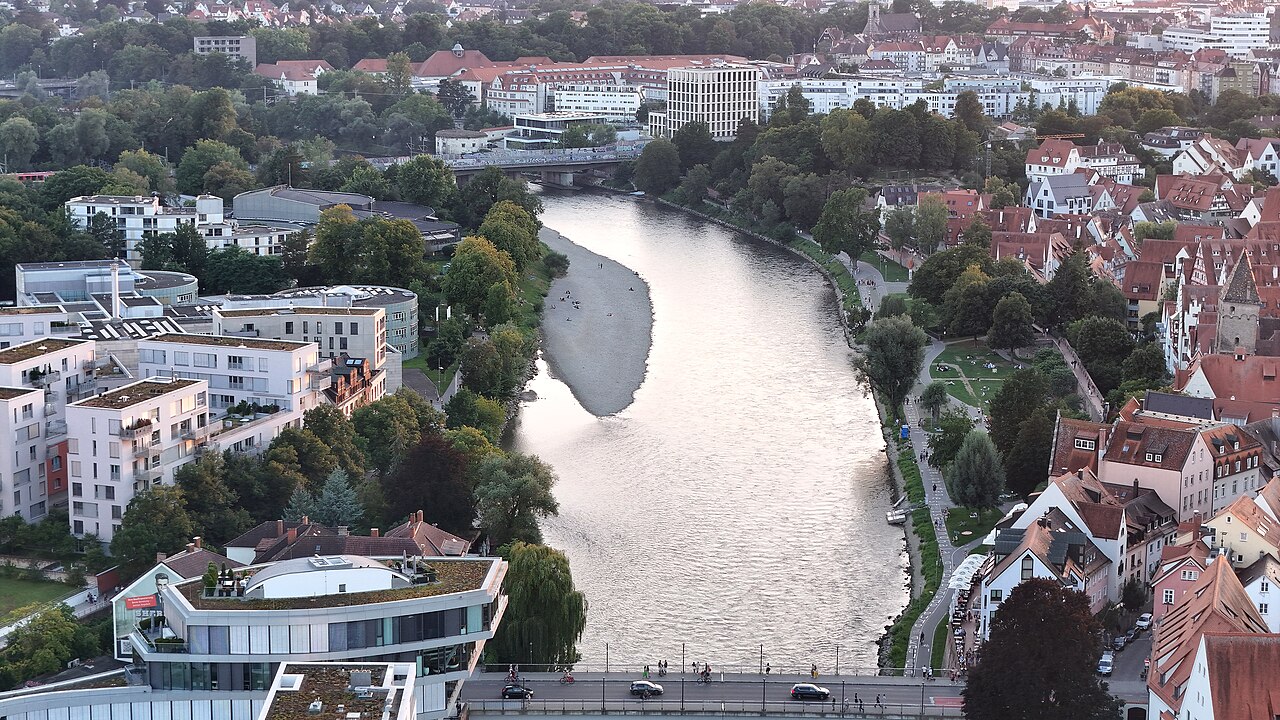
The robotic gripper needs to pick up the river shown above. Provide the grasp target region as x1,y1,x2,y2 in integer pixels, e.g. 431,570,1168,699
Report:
504,191,908,673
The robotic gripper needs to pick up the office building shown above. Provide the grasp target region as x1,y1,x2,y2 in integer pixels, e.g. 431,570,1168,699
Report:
193,35,257,66
652,63,760,139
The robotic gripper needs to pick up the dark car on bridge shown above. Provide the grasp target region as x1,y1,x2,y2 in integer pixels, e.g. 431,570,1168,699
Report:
790,684,830,700
630,681,664,697
501,685,533,699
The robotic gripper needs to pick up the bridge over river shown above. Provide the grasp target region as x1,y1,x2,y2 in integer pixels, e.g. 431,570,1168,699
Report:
368,144,648,186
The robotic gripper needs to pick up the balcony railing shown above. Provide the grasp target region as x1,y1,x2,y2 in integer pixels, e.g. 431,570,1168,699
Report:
133,629,188,654
133,442,153,458
31,370,61,388
117,422,154,440
181,425,210,441
45,420,68,438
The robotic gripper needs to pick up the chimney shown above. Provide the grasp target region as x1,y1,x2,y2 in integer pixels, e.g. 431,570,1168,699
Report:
302,515,309,525
338,526,349,536
417,510,425,522
276,519,284,536
194,536,202,549
286,527,297,543
370,528,379,538
186,543,195,554
110,261,122,320
156,552,168,563
1133,479,1139,494
1078,468,1084,480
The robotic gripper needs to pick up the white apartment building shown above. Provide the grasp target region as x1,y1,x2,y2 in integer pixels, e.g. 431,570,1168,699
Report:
212,306,394,396
1161,13,1275,59
0,338,97,522
66,378,211,541
0,305,71,349
653,63,760,139
552,84,643,122
65,195,297,265
136,333,327,426
192,35,257,65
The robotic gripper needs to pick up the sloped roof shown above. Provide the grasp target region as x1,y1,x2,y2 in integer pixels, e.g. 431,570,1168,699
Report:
416,48,494,78
1050,415,1110,477
1026,138,1079,168
1200,634,1280,720
1104,420,1199,470
164,547,244,579
1050,468,1125,540
1148,559,1269,713
1223,251,1261,304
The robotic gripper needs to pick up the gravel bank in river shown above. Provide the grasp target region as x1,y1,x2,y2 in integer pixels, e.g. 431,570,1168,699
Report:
538,226,654,416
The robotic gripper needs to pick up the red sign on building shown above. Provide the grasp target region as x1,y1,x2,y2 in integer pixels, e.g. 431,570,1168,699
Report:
124,595,158,610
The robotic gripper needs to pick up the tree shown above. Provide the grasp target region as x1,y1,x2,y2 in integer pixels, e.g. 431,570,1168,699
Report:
990,291,1036,352
782,173,826,230
919,380,949,421
444,388,507,443
877,294,909,319
672,121,718,172
490,542,587,666
202,247,290,294
914,194,949,253
1003,405,1055,497
175,455,252,545
1133,220,1176,245
1068,315,1135,394
819,108,871,172
110,486,195,577
634,138,681,196
0,117,39,170
474,453,560,546
115,149,172,194
984,177,1019,210
1121,576,1148,610
352,392,438,477
947,430,1005,509
962,214,992,249
201,161,255,203
678,163,712,205
385,52,414,97
954,90,988,133
964,579,1122,720
311,204,362,283
38,165,111,210
385,433,474,536
284,484,318,521
856,316,927,410
1122,343,1168,386
449,166,543,230
559,123,616,148
435,78,474,118
1047,252,1091,327
928,410,974,470
478,200,540,271
812,187,879,260
396,154,455,208
0,605,79,687
301,405,367,481
309,468,364,527
884,205,916,251
989,368,1050,457
443,236,519,322
176,139,247,196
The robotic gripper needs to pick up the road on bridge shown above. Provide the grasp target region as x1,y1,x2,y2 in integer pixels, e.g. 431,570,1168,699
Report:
462,672,964,716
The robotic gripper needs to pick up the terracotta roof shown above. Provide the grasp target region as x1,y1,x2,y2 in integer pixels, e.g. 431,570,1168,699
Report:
1104,420,1199,471
416,49,494,78
1124,260,1165,301
385,514,470,556
1050,415,1110,477
163,547,243,579
352,58,388,73
1026,138,1079,168
1200,633,1280,720
1180,354,1280,406
1258,476,1280,522
1050,468,1126,540
1214,494,1280,554
1148,559,1270,713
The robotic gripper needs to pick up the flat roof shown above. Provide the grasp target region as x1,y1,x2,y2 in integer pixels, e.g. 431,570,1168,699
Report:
0,338,87,364
0,386,40,401
136,270,198,290
145,332,311,352
0,305,65,315
264,664,406,720
16,259,129,271
74,378,201,410
176,558,495,610
67,195,158,204
216,306,381,318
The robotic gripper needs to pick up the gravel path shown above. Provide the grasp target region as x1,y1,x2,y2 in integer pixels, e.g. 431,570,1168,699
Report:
538,226,653,416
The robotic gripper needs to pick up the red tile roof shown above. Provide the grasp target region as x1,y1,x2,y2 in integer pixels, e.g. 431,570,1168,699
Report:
1200,634,1280,720
1026,138,1079,168
1050,415,1110,477
1104,420,1198,471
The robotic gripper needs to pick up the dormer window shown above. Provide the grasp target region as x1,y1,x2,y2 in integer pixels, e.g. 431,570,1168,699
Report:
1074,438,1096,451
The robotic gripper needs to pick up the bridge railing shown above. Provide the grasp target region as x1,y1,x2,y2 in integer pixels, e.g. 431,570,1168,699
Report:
465,698,962,717
480,664,930,678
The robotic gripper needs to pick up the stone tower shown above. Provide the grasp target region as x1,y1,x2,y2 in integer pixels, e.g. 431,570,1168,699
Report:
1217,251,1261,355
865,2,881,35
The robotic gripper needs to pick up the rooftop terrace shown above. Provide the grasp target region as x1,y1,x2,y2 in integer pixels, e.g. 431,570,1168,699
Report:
175,558,494,610
0,386,40,401
0,305,66,315
146,333,311,352
264,665,405,720
216,307,381,318
0,338,87,364
74,378,201,410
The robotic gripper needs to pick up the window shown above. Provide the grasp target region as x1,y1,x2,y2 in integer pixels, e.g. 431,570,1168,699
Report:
193,353,217,368
1074,438,1095,450
1181,570,1199,581
1262,580,1271,593
340,337,347,351
1021,555,1034,581
174,351,189,366
1241,532,1249,542
228,355,246,370
335,322,343,334
1163,589,1175,605
285,321,294,334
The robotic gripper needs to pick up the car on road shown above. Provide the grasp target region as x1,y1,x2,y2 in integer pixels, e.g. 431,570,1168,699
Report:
1097,653,1114,676
630,681,663,697
790,684,831,700
1135,613,1153,631
501,685,533,699
1112,634,1127,650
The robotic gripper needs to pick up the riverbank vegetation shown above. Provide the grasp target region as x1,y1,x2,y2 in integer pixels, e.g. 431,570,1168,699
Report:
884,442,942,672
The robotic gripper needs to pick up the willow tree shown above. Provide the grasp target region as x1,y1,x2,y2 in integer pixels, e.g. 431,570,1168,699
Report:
491,542,587,667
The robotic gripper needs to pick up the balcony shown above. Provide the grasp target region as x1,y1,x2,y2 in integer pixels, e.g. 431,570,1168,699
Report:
117,421,154,440
133,627,187,655
180,425,209,441
45,420,67,438
133,441,153,458
30,369,61,388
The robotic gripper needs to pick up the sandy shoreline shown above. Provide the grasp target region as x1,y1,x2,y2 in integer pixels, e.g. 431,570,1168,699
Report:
538,226,654,416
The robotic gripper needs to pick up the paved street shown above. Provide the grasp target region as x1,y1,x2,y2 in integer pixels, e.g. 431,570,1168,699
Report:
462,672,964,716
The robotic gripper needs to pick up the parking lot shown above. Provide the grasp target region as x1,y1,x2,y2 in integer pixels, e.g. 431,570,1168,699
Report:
1104,630,1152,681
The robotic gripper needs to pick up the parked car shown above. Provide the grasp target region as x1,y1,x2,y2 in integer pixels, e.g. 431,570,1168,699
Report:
1135,613,1153,631
501,685,533,699
1097,653,1114,676
1112,634,1127,650
630,681,664,697
790,684,831,700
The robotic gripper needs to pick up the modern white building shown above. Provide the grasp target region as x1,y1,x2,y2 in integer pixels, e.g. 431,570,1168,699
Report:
0,306,71,348
651,63,760,139
1161,13,1275,59
506,112,612,149
434,129,488,156
65,377,212,541
0,337,97,521
193,35,257,65
64,195,298,265
552,84,644,122
212,306,395,395
136,333,328,423
16,259,199,307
